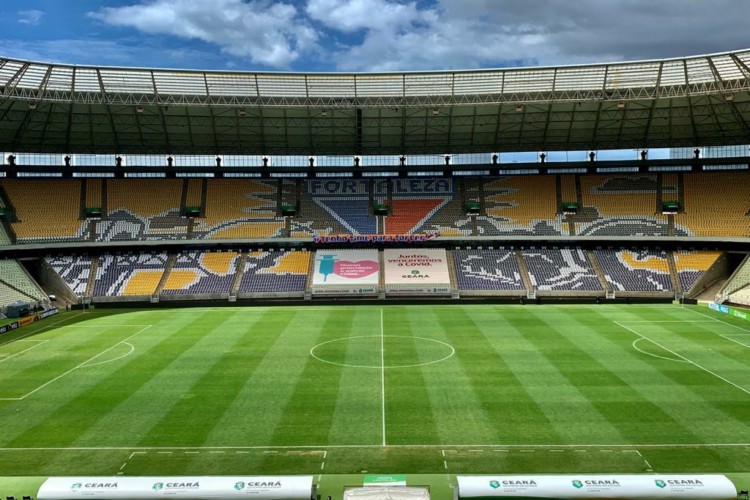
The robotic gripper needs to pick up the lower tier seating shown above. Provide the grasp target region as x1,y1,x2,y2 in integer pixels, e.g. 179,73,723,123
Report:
452,249,525,290
523,249,602,291
92,253,168,296
595,250,673,292
162,252,240,295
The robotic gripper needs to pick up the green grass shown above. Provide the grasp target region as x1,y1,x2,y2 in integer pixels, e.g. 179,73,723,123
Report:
1,304,750,494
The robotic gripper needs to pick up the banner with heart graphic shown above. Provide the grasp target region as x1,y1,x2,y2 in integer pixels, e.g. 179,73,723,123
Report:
312,250,380,294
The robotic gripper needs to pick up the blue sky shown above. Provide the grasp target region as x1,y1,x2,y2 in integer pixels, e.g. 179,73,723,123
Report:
2,0,749,72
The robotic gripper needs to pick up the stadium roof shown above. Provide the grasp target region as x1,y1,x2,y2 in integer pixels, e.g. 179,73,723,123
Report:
1,49,750,155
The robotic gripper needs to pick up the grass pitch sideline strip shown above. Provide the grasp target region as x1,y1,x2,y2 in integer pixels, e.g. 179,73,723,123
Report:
2,442,750,451
0,324,153,401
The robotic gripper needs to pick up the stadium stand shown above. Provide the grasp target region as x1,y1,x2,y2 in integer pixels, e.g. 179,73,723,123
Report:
576,175,672,236
676,172,750,237
673,250,722,292
161,251,241,296
1,180,87,242
196,179,284,239
0,225,12,245
481,176,564,235
595,249,673,292
92,253,168,297
729,285,750,307
453,249,525,291
719,255,750,301
97,179,186,241
0,259,47,302
46,255,93,297
523,249,602,291
237,250,310,294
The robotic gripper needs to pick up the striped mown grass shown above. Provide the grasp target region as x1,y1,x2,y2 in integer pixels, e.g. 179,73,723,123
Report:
0,304,749,476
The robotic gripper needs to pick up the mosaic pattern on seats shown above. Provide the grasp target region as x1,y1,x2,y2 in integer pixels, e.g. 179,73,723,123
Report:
161,252,240,295
238,251,310,293
453,250,525,290
92,253,168,296
523,249,602,290
595,249,673,291
46,255,93,296
674,250,722,292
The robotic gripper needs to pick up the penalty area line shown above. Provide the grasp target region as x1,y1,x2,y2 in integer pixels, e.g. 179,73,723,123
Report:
0,325,152,401
616,321,750,397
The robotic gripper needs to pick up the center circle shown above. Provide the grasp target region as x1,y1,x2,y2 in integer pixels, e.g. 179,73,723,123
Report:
310,335,455,369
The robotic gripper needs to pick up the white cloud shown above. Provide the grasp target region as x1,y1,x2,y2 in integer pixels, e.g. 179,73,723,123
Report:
18,9,44,26
309,0,750,71
84,0,750,72
88,0,320,68
306,0,428,33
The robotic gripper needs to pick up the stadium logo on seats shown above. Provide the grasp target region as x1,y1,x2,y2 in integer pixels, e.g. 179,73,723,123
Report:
489,481,501,489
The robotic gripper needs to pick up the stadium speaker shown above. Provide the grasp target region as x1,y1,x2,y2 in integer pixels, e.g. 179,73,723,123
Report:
84,207,103,219
562,202,578,214
373,204,390,216
185,206,201,218
464,202,480,215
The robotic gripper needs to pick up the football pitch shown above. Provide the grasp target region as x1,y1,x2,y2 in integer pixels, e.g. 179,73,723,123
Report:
1,303,750,483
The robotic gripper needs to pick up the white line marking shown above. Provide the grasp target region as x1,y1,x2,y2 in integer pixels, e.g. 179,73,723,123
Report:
119,462,127,470
644,459,653,470
0,312,86,348
186,451,199,455
443,460,448,470
616,321,750,396
0,340,48,364
686,307,750,333
380,308,386,447
4,443,750,452
0,325,152,401
441,450,445,457
621,321,717,323
80,342,135,368
310,335,454,369
631,338,689,363
320,462,325,470
323,451,327,459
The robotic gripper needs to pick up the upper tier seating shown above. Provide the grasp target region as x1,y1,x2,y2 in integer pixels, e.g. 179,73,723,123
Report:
46,255,93,296
0,259,47,301
673,250,722,292
523,249,602,290
729,286,750,307
1,180,87,242
453,250,525,290
161,251,240,295
0,259,47,305
0,225,11,245
595,250,673,292
575,175,671,236
195,179,284,239
481,176,564,235
676,172,750,237
98,179,186,241
238,250,309,293
92,253,167,296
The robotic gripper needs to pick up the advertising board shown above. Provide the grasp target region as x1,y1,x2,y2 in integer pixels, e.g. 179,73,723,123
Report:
312,250,380,296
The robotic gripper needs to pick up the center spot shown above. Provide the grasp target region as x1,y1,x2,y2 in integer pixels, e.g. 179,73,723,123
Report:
310,335,455,369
